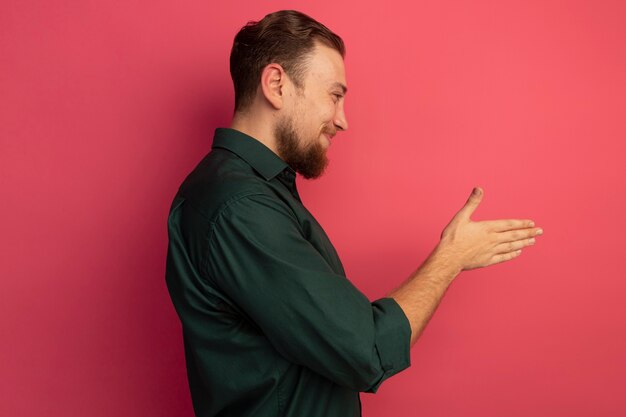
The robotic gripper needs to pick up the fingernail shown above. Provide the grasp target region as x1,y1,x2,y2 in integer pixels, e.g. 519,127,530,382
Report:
536,229,543,235
529,221,535,227
473,187,481,196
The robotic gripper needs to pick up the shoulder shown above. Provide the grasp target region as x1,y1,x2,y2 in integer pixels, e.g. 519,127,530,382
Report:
176,148,284,223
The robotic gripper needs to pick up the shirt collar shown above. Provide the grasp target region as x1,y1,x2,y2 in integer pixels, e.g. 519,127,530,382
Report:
211,127,294,181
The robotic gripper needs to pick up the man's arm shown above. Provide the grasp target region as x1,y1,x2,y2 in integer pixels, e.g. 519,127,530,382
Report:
204,193,412,393
388,187,543,347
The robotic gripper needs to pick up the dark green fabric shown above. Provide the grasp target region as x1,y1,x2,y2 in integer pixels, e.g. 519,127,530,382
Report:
165,128,412,417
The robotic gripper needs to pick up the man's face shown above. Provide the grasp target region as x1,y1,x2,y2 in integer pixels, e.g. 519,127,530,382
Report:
274,42,349,179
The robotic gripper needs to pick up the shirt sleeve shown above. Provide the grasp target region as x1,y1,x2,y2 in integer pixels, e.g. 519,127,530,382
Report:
205,193,412,393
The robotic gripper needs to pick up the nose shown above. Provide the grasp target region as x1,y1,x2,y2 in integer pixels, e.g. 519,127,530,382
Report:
333,104,348,132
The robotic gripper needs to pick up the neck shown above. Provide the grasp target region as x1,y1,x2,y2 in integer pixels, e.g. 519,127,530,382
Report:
230,111,280,156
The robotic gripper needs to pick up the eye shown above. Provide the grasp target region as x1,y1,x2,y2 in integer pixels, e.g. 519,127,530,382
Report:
332,93,343,103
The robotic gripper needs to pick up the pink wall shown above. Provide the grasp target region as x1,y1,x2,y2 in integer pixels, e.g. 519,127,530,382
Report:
2,1,625,416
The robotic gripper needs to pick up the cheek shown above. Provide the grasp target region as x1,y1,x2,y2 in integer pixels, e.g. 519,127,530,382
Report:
324,103,338,122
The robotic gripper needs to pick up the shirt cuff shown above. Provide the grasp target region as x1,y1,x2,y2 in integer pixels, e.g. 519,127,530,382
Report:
365,297,412,393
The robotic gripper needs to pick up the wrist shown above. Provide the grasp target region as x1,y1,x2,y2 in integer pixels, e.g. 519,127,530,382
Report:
427,243,463,281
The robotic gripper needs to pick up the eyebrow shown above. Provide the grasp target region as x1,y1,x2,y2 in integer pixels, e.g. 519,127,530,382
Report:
332,82,348,95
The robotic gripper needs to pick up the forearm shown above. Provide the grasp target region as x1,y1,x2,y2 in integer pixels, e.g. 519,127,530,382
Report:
387,244,461,347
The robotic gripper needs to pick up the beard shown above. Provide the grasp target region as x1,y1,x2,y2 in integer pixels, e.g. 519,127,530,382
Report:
274,114,329,180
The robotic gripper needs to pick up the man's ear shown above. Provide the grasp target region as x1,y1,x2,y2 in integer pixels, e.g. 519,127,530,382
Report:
260,63,287,110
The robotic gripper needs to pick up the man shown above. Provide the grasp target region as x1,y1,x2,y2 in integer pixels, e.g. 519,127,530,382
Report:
165,9,543,417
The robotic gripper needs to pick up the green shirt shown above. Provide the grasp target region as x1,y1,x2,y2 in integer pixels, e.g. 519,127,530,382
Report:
165,127,412,417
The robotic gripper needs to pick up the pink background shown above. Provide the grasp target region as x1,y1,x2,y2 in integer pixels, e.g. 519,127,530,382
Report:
2,1,625,416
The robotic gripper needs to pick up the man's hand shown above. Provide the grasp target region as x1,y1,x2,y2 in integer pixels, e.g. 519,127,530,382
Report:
437,186,543,272
389,186,543,347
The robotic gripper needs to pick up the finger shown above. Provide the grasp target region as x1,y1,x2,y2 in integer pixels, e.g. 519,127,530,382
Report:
490,249,523,265
496,227,543,243
493,237,535,254
457,187,484,220
482,219,535,232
